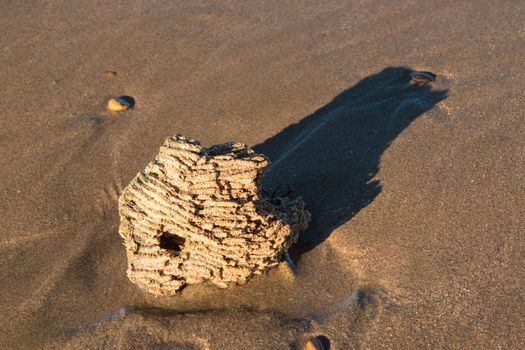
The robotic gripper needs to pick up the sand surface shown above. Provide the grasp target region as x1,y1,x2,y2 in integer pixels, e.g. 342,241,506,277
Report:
1,1,524,349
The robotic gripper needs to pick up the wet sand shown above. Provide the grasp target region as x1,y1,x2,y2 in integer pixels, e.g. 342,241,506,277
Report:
1,1,524,348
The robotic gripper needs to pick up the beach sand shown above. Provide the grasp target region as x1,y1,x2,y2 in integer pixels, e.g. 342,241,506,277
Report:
1,1,524,348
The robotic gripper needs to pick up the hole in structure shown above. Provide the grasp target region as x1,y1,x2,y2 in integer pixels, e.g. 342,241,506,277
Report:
159,232,186,254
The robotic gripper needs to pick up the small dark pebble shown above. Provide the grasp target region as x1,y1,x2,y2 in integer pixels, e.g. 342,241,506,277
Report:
410,71,436,85
107,96,135,111
304,335,330,350
355,289,373,309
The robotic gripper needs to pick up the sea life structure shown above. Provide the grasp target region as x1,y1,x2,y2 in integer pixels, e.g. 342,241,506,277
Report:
118,135,310,295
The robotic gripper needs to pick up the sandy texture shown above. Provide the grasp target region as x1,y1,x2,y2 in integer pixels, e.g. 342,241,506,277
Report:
1,0,524,349
119,135,309,294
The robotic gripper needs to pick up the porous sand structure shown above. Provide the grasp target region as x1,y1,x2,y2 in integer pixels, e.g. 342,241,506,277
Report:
118,135,310,295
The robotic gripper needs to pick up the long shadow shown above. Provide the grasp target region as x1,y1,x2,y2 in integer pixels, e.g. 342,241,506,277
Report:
254,67,448,256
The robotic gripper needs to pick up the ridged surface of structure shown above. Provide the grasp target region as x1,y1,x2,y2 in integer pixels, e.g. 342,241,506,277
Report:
118,135,310,295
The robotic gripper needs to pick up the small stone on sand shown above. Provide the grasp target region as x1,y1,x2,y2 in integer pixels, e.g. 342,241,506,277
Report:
410,71,436,85
107,97,133,112
303,336,330,350
102,70,117,77
303,339,324,350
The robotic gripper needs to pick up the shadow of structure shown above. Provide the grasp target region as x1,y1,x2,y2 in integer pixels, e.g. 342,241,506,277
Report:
254,67,448,257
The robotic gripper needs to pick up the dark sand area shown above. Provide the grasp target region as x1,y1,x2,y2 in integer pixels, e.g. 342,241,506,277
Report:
1,1,524,348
